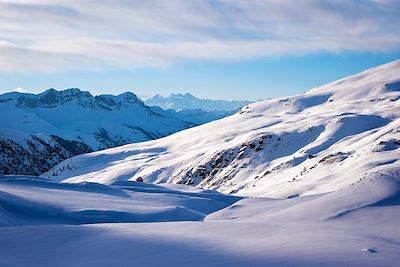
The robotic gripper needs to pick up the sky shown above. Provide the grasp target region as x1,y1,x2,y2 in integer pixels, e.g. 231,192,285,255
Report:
0,0,399,100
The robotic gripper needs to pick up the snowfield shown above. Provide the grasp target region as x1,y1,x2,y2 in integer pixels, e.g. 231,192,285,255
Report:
0,175,240,226
1,60,400,266
0,173,399,266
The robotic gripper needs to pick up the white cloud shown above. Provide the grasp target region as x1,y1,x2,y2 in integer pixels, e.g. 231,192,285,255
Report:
13,87,25,92
0,0,399,73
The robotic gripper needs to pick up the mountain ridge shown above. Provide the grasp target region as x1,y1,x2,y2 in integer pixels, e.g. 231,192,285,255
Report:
45,60,400,199
144,92,253,112
1,88,243,175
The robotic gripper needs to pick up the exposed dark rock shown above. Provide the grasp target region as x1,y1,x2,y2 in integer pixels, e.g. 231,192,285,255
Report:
0,134,93,176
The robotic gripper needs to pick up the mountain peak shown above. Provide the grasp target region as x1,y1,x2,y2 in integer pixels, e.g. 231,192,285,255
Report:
39,88,92,98
63,88,93,97
117,91,140,100
169,92,195,98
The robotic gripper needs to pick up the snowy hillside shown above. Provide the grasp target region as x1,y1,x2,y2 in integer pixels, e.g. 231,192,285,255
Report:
0,175,239,226
144,92,252,111
46,60,400,199
0,88,229,175
1,174,399,266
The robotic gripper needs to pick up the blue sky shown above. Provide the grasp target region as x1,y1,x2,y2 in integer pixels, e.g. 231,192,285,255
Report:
0,0,399,100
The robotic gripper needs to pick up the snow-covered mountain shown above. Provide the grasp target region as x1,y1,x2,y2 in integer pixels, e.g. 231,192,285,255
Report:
0,88,208,175
46,60,400,199
2,60,400,267
144,92,252,112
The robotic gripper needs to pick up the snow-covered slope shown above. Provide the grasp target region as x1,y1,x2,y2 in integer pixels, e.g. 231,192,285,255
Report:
0,175,239,226
144,92,252,111
0,88,204,175
1,173,399,266
45,60,400,199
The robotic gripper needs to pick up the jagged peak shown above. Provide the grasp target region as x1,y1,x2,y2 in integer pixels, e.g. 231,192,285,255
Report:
41,88,57,94
38,88,92,98
168,92,196,99
117,91,138,99
7,88,149,110
113,91,143,106
63,88,93,97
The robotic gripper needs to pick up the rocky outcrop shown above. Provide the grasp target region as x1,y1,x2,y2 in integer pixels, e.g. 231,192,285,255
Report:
0,134,92,176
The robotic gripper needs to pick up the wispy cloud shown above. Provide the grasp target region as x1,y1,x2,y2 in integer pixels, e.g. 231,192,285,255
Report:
0,0,399,73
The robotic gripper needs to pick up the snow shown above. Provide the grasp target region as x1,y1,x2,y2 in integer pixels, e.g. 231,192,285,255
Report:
0,89,194,150
0,175,239,226
0,88,249,175
44,60,400,199
1,221,398,267
0,88,246,176
0,173,399,266
1,60,400,266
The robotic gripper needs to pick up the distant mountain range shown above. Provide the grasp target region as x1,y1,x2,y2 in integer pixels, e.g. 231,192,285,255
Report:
144,93,252,112
0,88,250,175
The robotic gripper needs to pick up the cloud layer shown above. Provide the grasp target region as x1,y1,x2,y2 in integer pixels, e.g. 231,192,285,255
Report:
1,0,399,72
